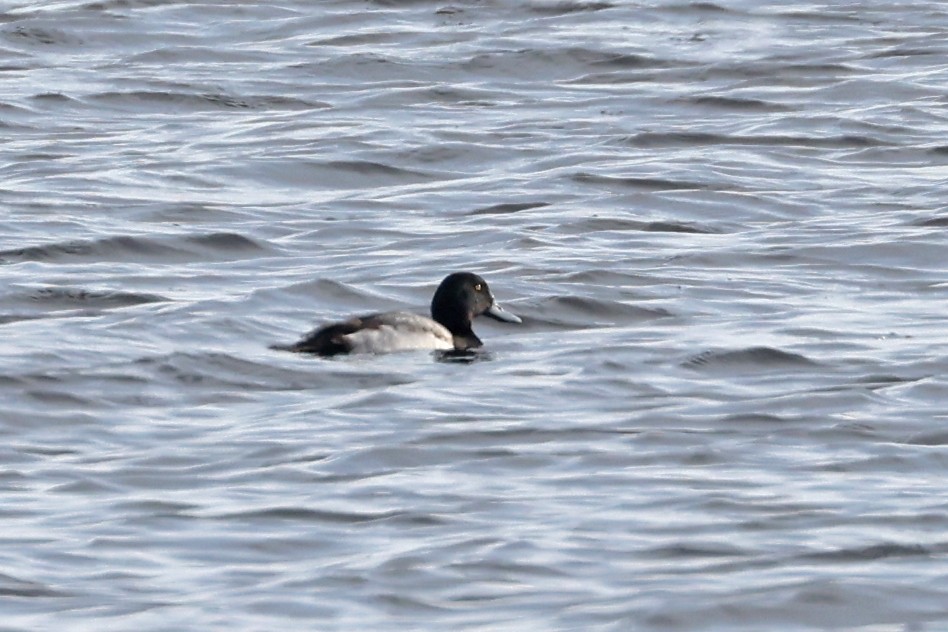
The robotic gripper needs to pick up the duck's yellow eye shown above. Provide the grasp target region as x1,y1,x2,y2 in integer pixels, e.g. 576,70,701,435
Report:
474,283,482,291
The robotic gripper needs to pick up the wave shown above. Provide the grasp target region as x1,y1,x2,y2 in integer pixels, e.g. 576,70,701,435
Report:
89,90,321,112
525,295,672,328
800,542,929,562
527,1,615,15
572,172,713,191
468,201,551,216
566,217,718,234
0,232,265,264
623,131,888,149
25,287,166,308
685,346,818,370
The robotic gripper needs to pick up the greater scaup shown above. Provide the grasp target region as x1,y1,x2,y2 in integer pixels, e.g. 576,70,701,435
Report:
274,272,521,356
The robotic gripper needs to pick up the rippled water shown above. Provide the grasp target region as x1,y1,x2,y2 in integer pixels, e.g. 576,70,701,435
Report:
2,0,948,629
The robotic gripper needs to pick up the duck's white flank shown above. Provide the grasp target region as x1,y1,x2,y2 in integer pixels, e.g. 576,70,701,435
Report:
342,312,454,354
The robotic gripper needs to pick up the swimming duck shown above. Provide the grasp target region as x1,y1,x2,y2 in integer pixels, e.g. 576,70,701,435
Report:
275,272,521,356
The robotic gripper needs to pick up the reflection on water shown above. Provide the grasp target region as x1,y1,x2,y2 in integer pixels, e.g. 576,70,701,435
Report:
434,349,491,364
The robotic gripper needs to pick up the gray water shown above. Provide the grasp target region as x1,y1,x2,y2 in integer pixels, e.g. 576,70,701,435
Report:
2,0,948,629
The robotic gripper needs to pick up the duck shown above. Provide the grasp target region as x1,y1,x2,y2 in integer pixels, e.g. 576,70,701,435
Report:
274,272,521,356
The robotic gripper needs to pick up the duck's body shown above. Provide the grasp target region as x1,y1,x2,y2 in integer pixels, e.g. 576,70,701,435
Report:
294,311,455,355
277,272,520,356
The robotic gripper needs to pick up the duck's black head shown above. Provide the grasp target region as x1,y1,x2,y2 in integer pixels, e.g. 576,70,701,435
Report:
430,272,521,349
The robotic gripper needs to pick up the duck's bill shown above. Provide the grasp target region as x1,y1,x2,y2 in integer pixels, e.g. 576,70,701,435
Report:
484,303,522,324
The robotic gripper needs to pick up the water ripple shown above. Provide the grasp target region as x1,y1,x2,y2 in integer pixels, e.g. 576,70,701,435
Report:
2,1,948,630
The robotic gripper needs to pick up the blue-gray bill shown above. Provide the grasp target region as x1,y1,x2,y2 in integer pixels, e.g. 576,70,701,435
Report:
484,303,521,324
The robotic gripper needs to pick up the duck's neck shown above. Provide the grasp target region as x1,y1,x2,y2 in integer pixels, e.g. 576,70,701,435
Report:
452,332,483,350
432,305,481,350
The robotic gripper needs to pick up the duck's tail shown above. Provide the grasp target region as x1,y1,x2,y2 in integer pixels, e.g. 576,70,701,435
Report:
269,342,300,353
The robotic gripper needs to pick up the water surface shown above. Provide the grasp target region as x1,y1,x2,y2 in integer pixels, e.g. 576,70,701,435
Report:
2,1,948,629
